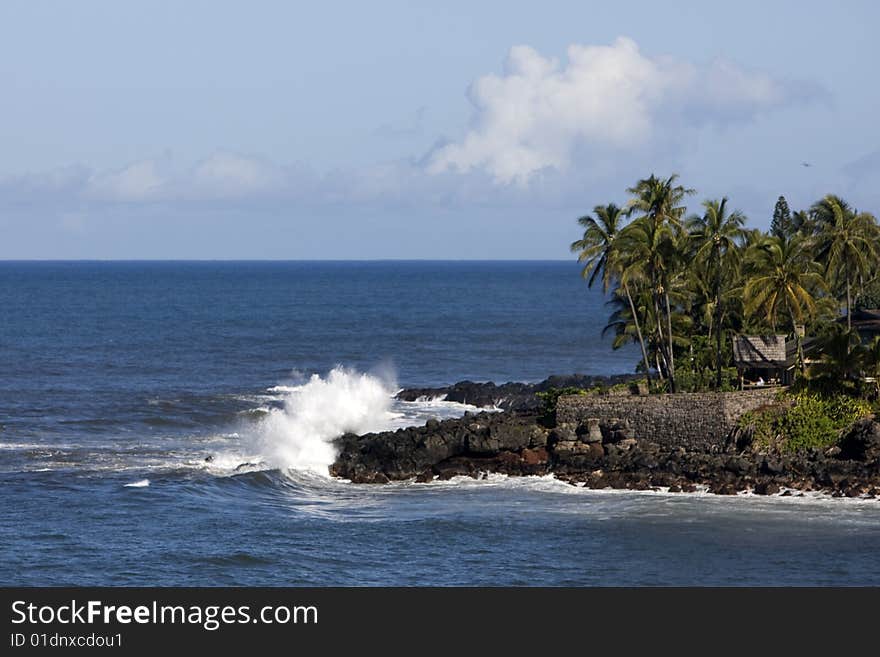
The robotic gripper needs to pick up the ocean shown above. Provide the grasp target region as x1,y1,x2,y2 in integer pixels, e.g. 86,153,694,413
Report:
2,261,879,586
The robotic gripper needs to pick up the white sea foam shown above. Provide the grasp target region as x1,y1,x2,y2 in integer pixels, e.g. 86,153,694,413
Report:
0,442,56,450
411,393,449,403
266,385,300,395
247,367,399,475
228,367,501,476
392,473,880,506
239,406,272,415
124,479,150,488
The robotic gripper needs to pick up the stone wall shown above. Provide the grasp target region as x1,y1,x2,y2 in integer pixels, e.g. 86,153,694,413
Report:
555,388,782,450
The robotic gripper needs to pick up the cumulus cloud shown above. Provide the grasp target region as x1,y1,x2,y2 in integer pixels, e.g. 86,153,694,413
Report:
190,152,287,198
0,37,824,214
76,152,303,203
86,159,167,201
428,37,819,183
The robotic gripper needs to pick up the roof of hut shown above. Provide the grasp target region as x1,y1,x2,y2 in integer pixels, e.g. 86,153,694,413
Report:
732,335,788,367
850,309,880,335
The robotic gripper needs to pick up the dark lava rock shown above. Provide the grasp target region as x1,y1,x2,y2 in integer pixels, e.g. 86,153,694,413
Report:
395,373,642,412
330,400,880,498
648,471,674,487
330,410,544,482
710,482,739,495
760,456,784,475
753,480,780,496
415,470,434,483
838,418,880,462
466,420,532,454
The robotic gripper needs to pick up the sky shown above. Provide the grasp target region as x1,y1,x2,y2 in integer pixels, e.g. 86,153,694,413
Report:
1,0,879,259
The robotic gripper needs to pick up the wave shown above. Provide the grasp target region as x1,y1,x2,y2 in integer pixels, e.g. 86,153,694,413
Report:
244,367,398,475
5,363,495,478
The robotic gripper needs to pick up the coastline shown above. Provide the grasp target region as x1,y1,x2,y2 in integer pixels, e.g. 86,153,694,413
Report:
381,472,880,505
331,377,880,499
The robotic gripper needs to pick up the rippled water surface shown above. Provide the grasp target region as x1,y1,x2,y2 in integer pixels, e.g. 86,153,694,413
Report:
2,262,879,586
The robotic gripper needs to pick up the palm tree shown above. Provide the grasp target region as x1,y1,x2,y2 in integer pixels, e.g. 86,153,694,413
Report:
617,215,678,388
744,233,826,334
687,198,747,388
811,195,880,331
790,209,814,236
624,174,694,392
742,227,766,248
626,174,694,229
571,203,652,385
570,203,627,291
808,325,864,388
603,282,692,386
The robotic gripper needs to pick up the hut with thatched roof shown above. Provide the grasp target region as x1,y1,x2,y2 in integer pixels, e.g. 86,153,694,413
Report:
732,335,794,388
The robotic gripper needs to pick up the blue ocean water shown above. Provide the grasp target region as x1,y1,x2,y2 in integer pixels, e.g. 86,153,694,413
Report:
2,261,880,586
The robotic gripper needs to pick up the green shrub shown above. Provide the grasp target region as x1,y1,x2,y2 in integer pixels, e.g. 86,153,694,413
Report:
822,394,873,425
777,395,840,451
674,366,739,393
536,386,592,424
737,392,872,453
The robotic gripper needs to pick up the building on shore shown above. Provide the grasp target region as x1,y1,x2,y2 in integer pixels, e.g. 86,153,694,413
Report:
849,308,880,342
732,335,795,388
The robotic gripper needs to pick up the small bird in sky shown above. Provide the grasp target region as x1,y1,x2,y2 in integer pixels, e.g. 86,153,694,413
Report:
801,162,812,167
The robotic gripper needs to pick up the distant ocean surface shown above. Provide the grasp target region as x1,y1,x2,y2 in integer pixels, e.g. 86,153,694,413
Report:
2,261,880,586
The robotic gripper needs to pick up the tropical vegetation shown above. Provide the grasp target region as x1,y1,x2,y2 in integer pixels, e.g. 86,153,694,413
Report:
737,392,872,453
571,175,880,398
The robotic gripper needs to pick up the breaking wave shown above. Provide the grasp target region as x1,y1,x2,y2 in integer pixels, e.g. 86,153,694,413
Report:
247,367,398,474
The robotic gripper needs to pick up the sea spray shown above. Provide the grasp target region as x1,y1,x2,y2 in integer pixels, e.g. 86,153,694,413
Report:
250,367,397,474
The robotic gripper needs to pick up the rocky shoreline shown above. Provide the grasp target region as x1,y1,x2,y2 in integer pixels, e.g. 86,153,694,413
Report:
395,373,641,412
331,378,880,498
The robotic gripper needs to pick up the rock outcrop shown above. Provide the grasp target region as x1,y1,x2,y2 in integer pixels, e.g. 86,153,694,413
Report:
330,411,549,483
838,418,880,462
331,400,880,497
395,373,641,412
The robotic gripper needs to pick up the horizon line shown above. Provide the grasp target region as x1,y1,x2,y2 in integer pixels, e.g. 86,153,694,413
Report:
0,258,576,263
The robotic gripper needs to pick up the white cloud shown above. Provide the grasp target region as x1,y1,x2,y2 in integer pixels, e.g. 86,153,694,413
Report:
86,159,167,201
0,39,824,213
79,152,296,202
190,152,286,198
428,37,816,184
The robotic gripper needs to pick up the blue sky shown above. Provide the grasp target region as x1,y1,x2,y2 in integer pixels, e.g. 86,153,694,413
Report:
1,0,878,258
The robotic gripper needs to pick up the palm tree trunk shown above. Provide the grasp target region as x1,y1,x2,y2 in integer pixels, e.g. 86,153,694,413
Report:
846,274,852,333
623,282,651,388
652,292,670,380
715,293,723,389
714,263,723,389
664,290,676,393
787,304,805,376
